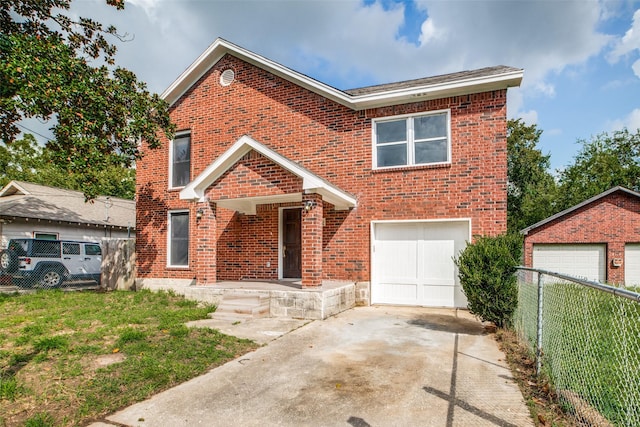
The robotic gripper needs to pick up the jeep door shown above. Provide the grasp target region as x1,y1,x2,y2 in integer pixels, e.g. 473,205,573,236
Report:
82,244,102,279
62,243,84,277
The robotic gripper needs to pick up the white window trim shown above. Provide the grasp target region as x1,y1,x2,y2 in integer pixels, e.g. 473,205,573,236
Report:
33,232,59,240
167,209,190,268
372,109,451,170
168,131,191,190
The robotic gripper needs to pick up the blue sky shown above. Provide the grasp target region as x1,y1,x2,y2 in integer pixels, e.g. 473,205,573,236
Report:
26,0,640,172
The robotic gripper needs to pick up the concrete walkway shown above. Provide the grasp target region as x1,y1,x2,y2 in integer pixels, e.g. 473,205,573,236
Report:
93,306,533,427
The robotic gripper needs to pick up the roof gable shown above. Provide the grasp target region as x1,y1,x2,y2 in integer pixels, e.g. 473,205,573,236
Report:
179,135,357,213
162,38,523,110
521,186,640,235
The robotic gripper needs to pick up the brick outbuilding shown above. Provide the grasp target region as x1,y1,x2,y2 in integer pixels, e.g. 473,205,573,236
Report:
522,186,640,285
136,38,523,307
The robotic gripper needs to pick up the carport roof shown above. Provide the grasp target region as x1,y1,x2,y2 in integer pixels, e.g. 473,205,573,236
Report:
520,186,640,235
0,181,135,229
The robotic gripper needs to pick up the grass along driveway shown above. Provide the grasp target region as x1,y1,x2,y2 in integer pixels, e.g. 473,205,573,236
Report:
0,289,258,427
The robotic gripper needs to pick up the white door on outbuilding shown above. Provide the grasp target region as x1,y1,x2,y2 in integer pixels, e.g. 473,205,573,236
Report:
532,244,606,282
624,244,640,286
371,220,470,307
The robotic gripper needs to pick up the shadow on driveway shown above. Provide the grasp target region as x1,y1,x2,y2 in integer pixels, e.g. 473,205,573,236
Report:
97,306,532,427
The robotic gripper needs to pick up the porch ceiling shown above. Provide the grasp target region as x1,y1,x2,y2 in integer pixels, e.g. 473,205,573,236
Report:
180,135,357,212
215,193,302,215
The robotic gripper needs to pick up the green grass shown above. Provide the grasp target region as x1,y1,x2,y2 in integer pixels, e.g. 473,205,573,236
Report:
0,289,257,427
515,280,640,426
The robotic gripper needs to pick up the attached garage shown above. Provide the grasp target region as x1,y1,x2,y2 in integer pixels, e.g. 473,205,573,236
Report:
532,244,606,282
371,219,470,307
625,244,640,286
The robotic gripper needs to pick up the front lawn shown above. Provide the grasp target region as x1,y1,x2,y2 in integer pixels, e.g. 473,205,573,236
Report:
0,289,258,426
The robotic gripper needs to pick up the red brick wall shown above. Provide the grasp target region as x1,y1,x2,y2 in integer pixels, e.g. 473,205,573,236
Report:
523,192,640,284
136,53,508,283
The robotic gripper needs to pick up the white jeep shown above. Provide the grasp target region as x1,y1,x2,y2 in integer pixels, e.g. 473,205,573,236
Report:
0,239,102,288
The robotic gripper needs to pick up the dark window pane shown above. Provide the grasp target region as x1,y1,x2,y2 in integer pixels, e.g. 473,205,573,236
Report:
170,212,189,266
414,114,446,140
376,120,406,144
173,136,190,162
377,144,407,167
63,243,80,255
173,163,190,188
415,139,448,164
32,241,60,257
172,134,190,187
85,245,102,256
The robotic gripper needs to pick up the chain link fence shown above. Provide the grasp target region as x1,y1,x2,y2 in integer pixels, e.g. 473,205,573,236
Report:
0,239,103,291
514,267,640,426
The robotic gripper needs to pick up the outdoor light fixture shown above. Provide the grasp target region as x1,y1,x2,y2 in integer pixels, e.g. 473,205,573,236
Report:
303,200,317,212
196,208,204,220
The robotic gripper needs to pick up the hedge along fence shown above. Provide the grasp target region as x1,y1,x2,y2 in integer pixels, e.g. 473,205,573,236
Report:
514,268,640,426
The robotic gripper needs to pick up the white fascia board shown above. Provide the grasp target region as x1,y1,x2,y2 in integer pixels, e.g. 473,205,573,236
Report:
162,38,352,107
162,38,523,111
350,70,524,110
0,181,29,197
179,137,253,200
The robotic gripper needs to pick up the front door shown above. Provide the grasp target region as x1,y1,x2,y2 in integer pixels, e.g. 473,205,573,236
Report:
282,208,302,278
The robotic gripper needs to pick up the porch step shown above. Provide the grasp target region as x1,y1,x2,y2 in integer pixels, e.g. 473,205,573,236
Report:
210,293,270,320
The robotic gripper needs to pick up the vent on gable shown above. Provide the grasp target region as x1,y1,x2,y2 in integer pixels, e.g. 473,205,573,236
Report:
220,69,235,87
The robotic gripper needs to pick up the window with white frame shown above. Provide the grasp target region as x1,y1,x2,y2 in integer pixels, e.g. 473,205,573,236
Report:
373,111,450,169
170,132,191,188
168,211,189,267
33,232,58,240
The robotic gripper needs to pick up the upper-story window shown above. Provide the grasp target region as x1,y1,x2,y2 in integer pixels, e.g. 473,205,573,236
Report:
373,110,450,169
170,132,191,188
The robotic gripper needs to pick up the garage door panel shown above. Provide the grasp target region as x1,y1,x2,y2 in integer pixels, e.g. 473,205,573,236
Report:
625,244,640,286
418,240,454,286
372,221,469,307
532,244,605,283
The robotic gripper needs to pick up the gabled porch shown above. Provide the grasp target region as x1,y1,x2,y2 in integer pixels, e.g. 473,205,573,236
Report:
179,135,357,289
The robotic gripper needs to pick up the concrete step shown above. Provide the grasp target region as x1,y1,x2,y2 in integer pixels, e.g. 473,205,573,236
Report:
210,292,270,320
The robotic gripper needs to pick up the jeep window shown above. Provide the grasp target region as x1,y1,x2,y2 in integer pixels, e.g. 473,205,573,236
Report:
8,239,28,255
63,243,81,255
85,244,102,256
32,240,61,257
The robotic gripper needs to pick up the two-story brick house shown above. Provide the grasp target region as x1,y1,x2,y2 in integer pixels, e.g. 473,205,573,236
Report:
136,38,523,310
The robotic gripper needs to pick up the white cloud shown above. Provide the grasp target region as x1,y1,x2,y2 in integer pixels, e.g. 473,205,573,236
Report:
518,110,539,126
609,108,640,131
419,17,441,44
65,0,615,111
609,9,640,63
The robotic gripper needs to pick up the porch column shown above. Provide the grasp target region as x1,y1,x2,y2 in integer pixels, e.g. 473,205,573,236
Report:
194,201,217,285
301,193,323,288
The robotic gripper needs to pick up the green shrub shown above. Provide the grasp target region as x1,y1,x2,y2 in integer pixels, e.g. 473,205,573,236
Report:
455,234,522,328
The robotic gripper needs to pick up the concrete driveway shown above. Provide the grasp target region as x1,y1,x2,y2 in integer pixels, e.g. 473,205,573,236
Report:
96,306,533,427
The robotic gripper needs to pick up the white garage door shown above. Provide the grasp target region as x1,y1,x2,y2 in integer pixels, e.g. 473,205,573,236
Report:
625,244,640,286
371,220,469,307
532,244,606,282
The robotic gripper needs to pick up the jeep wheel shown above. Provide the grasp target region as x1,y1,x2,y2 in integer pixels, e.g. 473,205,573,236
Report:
0,250,18,273
39,269,64,288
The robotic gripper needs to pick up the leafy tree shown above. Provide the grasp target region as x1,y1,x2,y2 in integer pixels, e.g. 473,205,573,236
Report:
455,234,522,328
0,134,135,199
557,128,640,210
0,0,174,199
507,119,557,232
